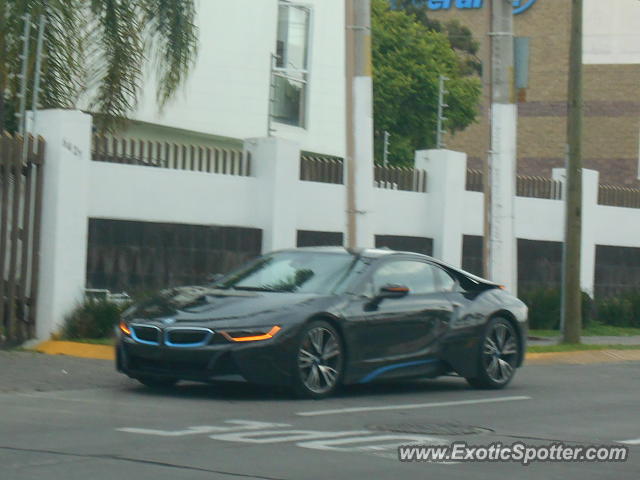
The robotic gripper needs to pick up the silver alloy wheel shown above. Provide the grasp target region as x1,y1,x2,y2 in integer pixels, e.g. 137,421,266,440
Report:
482,322,518,384
298,326,342,394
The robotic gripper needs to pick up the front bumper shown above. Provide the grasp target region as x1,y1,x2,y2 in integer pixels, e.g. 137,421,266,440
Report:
117,329,297,387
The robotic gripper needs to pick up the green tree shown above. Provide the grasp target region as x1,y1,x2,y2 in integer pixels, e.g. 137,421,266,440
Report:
391,0,482,75
0,0,198,133
373,0,482,164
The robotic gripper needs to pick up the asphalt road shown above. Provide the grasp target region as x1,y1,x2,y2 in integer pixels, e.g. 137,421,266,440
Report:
1,351,639,480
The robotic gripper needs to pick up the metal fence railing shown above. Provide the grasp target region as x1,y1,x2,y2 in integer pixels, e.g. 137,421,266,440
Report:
465,169,563,200
92,135,251,176
599,184,640,209
466,168,483,192
374,165,427,193
516,175,563,200
0,133,45,344
300,155,344,184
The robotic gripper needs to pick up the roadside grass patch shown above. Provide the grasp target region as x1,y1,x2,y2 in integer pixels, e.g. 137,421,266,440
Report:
530,323,640,338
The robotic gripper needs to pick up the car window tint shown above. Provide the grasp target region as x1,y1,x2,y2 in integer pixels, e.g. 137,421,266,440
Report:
433,266,456,292
373,261,437,295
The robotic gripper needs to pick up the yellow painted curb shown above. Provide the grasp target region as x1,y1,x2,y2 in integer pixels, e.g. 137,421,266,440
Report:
526,349,640,365
28,342,640,366
32,341,115,361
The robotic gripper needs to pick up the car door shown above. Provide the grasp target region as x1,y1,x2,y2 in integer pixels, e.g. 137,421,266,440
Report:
344,258,454,371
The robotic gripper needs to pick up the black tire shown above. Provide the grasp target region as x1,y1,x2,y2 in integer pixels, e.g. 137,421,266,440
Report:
137,376,179,389
466,317,519,389
292,320,345,399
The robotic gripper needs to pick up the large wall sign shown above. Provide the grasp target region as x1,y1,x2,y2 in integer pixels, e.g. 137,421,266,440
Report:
390,0,538,15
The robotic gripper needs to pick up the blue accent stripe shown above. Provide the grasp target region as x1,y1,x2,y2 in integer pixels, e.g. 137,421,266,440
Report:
358,359,440,384
130,327,160,346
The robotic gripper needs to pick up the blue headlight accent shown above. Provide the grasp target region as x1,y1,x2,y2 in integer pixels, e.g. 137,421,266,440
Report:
358,359,441,383
129,324,161,346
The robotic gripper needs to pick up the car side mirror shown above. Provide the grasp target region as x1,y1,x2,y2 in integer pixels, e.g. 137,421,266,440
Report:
377,284,410,299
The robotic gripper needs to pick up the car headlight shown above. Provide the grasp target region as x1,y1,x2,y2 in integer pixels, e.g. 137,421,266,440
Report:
219,326,281,342
119,319,132,336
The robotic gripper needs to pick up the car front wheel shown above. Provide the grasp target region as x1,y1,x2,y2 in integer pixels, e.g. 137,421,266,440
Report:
292,320,344,399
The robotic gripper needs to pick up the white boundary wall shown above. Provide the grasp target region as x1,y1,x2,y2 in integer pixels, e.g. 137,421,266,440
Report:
33,110,640,338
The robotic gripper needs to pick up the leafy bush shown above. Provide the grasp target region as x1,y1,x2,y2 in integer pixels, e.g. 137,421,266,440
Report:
595,292,640,328
61,300,128,340
519,288,561,330
519,288,594,330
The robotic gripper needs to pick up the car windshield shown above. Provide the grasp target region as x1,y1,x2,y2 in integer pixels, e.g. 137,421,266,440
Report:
217,251,359,294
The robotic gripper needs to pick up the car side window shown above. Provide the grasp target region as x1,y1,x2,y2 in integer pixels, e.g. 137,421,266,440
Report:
372,260,437,295
433,266,457,292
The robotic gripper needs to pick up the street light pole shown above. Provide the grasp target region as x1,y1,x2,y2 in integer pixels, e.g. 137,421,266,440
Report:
562,0,584,344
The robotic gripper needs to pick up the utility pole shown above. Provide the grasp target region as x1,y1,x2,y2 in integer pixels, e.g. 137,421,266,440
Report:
486,0,517,292
562,0,584,344
436,75,448,149
345,0,374,249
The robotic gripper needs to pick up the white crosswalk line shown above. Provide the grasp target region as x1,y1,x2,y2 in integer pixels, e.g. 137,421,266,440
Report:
296,395,532,416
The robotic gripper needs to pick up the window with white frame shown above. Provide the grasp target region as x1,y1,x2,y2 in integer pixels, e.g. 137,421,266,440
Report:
272,2,311,128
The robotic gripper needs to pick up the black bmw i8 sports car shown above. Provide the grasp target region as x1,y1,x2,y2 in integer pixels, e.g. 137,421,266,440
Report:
116,247,528,398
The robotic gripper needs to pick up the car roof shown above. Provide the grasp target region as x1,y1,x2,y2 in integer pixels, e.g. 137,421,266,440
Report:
278,247,499,286
278,246,431,260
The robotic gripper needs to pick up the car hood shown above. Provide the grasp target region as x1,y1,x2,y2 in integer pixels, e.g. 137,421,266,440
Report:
127,285,324,326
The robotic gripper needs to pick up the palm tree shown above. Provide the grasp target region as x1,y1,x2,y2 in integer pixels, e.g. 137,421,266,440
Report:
0,0,198,132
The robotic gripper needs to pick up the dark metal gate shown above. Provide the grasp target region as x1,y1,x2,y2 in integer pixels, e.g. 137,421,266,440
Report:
0,133,45,345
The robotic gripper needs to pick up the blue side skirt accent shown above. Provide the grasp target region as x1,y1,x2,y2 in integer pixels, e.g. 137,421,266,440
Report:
358,358,441,384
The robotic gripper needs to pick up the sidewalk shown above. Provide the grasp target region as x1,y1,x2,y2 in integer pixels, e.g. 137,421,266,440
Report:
528,335,640,346
26,338,640,367
526,349,640,365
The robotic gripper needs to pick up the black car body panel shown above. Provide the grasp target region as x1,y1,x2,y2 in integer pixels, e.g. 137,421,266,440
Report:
117,247,528,389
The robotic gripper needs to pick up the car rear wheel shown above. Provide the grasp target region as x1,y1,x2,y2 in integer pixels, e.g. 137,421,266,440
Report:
292,320,344,399
136,376,178,389
466,317,519,389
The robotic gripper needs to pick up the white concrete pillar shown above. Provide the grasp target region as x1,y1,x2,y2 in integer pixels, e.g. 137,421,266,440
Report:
352,77,375,249
244,137,299,253
552,167,599,296
34,110,92,339
415,149,466,268
489,104,518,293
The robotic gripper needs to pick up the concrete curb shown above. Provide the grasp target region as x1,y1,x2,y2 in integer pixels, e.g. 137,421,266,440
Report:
526,349,640,365
32,341,115,361
28,341,640,366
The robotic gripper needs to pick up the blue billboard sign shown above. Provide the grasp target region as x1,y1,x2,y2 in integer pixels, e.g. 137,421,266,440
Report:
390,0,538,15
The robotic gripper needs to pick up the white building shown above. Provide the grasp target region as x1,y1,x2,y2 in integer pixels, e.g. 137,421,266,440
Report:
127,0,347,158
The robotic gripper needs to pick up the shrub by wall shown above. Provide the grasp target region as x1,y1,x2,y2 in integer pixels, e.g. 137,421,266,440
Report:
62,300,128,340
519,288,594,330
596,292,640,328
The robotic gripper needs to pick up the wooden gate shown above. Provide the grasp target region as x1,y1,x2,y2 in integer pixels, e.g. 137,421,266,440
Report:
0,133,45,345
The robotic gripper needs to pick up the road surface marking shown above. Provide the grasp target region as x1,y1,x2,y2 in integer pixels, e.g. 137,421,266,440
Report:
210,429,372,444
117,420,289,437
296,395,532,416
618,438,640,445
117,419,454,463
297,434,444,452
